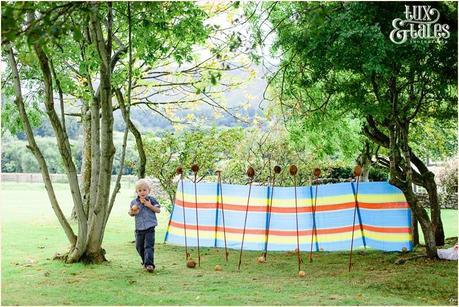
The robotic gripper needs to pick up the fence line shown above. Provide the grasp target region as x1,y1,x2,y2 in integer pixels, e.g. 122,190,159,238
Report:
1,172,172,204
1,172,140,187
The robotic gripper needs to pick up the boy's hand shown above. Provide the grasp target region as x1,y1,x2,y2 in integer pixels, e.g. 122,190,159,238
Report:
129,204,139,216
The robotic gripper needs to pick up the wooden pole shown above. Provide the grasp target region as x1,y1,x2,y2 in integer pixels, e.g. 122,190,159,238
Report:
238,167,255,271
349,165,362,272
263,165,281,260
191,164,201,267
290,165,302,271
217,171,229,262
176,167,189,259
309,168,321,262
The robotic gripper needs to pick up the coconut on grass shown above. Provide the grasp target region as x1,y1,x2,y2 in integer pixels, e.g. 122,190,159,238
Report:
186,259,197,268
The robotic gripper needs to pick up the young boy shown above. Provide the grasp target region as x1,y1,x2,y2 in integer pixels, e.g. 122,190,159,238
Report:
129,179,161,272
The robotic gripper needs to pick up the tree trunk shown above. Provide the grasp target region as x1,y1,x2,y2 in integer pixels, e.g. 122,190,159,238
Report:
364,115,439,258
410,154,445,246
411,212,419,246
85,3,115,262
101,2,133,242
7,46,77,247
32,33,88,263
426,176,445,246
400,121,437,257
10,5,128,264
402,188,437,258
71,104,92,220
426,184,445,246
411,152,445,246
115,89,146,179
81,104,92,217
359,143,371,182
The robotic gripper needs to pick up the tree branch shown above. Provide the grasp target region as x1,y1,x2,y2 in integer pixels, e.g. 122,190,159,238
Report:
7,45,76,246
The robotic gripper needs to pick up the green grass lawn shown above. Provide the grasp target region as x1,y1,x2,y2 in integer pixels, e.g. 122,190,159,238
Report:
1,182,457,305
417,210,458,244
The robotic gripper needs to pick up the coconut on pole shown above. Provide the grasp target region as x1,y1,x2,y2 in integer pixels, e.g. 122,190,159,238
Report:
238,166,255,271
215,170,229,262
289,164,303,273
349,164,364,272
309,168,321,262
191,164,201,267
176,166,190,260
262,165,282,261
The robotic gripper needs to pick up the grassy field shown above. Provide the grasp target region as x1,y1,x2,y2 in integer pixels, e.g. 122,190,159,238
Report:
1,182,457,305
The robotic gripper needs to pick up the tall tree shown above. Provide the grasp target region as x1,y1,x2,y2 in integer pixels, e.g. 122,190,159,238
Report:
2,1,211,263
251,2,457,257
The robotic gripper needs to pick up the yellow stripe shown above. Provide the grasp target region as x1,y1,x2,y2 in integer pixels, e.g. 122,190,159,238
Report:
168,226,411,243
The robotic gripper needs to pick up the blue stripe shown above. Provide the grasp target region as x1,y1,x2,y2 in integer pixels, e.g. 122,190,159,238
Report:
311,184,319,251
351,181,367,248
213,181,220,247
164,196,177,242
263,185,271,253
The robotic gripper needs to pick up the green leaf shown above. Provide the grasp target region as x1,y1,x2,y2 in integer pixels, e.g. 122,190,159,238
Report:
72,26,82,42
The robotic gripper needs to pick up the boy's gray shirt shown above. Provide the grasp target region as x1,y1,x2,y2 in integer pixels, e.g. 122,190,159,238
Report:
130,196,160,231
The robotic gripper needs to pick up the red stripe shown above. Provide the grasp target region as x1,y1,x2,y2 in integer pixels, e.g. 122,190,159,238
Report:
175,199,408,213
169,221,410,236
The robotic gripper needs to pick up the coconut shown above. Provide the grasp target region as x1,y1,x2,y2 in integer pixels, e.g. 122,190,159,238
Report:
176,167,183,175
313,168,321,177
274,165,282,174
132,204,139,211
353,165,362,177
298,270,306,278
191,164,199,173
256,256,266,263
289,165,298,176
215,264,222,271
246,166,255,178
186,259,197,268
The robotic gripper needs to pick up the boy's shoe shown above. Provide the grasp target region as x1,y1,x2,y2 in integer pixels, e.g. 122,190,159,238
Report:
145,265,154,272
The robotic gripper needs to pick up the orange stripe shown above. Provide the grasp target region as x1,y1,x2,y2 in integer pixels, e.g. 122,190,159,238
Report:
174,199,408,213
169,221,410,236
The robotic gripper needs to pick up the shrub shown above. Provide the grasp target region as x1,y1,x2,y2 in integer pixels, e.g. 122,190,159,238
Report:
368,165,389,181
437,158,458,196
328,166,353,180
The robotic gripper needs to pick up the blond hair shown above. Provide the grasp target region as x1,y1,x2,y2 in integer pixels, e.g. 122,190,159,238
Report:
135,178,151,192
